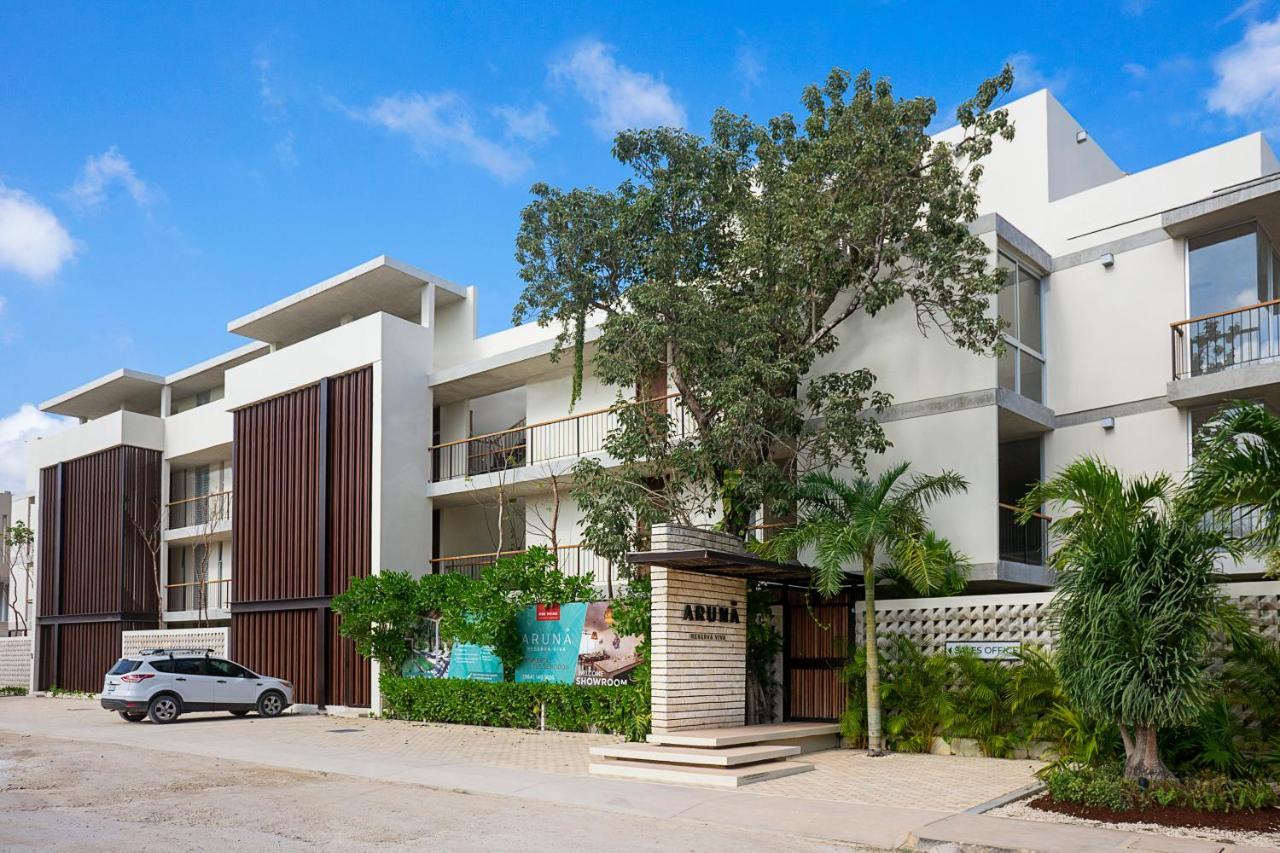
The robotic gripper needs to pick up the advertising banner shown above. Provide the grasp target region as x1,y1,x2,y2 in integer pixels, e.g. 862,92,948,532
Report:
400,601,643,685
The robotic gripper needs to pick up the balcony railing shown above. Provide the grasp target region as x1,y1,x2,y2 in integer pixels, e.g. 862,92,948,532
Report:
1171,299,1280,380
998,502,1050,566
429,394,686,482
430,544,611,585
165,577,231,613
167,491,233,529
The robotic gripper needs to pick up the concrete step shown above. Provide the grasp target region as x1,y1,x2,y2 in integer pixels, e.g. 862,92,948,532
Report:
589,758,813,788
589,742,801,767
647,722,841,752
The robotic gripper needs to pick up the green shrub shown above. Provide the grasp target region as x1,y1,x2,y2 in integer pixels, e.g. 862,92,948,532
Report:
1042,764,1278,814
380,675,650,741
0,685,27,697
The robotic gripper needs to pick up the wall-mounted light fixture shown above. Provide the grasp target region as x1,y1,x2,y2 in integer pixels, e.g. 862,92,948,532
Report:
1076,130,1089,144
1101,416,1116,430
1100,252,1115,268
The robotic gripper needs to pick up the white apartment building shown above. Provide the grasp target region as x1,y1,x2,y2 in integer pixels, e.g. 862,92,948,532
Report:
16,88,1279,706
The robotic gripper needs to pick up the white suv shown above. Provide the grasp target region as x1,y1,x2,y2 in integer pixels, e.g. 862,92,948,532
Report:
100,649,293,724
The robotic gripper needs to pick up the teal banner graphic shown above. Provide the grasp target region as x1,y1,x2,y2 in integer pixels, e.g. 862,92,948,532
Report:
445,642,505,682
514,603,588,683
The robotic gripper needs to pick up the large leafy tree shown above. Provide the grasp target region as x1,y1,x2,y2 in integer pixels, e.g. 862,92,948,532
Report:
514,67,1014,552
1191,401,1280,576
760,465,969,754
1020,458,1247,781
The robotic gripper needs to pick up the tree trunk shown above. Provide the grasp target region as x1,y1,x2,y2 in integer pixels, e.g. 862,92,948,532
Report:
1123,725,1176,782
863,551,885,755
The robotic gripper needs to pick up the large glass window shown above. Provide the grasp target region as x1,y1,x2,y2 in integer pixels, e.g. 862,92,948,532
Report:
1188,223,1272,317
997,252,1046,402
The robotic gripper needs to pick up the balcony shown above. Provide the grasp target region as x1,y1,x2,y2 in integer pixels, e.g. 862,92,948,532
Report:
997,502,1049,566
165,577,232,614
430,544,612,586
1171,300,1280,380
167,491,233,530
429,394,685,483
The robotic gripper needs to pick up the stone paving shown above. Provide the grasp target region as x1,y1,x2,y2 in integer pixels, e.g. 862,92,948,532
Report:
0,697,1039,812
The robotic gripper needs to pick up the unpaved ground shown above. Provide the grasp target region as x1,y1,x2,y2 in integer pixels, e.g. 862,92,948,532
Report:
0,731,871,852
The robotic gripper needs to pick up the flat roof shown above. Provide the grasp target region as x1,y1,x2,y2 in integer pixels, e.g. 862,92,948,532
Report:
627,549,813,583
166,341,271,398
228,255,468,346
41,368,165,419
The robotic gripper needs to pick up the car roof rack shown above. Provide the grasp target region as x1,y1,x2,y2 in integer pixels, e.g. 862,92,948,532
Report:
137,648,216,657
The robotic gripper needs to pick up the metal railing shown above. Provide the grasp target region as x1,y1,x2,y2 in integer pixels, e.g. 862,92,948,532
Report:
429,394,687,482
165,578,232,613
1171,299,1280,380
167,491,233,529
998,502,1050,566
429,544,611,585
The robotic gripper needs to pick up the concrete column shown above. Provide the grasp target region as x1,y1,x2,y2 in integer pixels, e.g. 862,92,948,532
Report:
420,283,436,329
650,567,748,733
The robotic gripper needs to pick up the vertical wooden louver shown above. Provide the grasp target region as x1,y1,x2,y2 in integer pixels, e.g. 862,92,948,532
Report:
231,366,373,707
36,446,161,692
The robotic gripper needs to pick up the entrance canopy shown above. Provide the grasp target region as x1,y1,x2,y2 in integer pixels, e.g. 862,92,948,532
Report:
626,548,812,583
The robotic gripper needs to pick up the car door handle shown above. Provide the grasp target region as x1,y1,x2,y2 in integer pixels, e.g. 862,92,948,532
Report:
176,677,187,681
216,680,227,683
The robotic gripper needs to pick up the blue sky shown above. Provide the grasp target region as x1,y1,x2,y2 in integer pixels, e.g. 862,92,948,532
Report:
1,0,1278,488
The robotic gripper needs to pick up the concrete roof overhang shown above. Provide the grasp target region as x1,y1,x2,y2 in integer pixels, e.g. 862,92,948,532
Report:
40,368,166,419
1162,174,1280,240
165,341,270,399
626,549,813,583
228,256,467,346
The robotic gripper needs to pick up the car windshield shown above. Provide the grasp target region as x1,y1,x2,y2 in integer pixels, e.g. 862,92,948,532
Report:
108,659,141,675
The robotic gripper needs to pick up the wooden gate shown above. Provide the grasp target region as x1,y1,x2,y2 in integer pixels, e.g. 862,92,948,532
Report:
784,594,853,722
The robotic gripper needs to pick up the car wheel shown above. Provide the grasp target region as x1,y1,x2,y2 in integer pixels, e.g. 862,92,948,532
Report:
229,709,250,717
147,694,181,724
257,690,285,718
118,710,146,723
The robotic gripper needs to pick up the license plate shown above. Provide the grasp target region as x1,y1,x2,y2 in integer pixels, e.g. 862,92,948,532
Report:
106,685,116,694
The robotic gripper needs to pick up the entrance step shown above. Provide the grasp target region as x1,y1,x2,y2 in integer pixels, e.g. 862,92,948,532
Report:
589,758,813,788
647,722,841,753
589,742,801,767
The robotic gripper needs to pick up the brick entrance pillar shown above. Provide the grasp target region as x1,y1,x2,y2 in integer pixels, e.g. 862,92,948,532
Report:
650,567,747,733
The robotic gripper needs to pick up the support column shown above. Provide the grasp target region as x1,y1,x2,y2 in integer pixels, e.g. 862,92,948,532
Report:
650,567,747,733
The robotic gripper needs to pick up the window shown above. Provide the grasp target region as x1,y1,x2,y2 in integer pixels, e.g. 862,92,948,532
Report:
172,658,207,676
208,658,253,678
997,252,1046,403
1188,223,1273,317
109,658,142,675
149,659,175,673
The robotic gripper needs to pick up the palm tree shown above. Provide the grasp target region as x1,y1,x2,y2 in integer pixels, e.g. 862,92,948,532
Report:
761,464,969,754
1191,401,1280,576
1019,457,1246,781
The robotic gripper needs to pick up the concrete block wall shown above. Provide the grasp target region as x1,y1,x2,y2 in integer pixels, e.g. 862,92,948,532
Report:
0,636,33,688
122,627,229,658
855,581,1280,653
649,524,747,555
650,567,747,732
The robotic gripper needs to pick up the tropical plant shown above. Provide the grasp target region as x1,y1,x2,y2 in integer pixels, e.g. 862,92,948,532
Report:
514,67,1016,552
1191,401,1280,576
880,635,954,753
1020,457,1247,781
762,465,969,753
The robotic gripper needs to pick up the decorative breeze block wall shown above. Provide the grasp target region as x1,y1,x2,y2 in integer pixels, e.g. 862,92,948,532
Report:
650,567,747,732
121,627,229,658
0,636,33,688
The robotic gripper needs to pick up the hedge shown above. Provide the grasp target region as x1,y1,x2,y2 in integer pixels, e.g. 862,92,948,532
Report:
380,675,651,741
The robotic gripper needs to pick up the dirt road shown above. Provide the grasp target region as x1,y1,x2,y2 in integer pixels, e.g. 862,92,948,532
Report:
0,730,868,852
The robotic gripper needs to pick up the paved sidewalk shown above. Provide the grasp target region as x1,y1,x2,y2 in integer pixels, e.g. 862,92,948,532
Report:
0,697,1271,852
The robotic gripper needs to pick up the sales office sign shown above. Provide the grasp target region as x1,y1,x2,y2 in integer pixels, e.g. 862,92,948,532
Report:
945,639,1021,660
681,600,741,642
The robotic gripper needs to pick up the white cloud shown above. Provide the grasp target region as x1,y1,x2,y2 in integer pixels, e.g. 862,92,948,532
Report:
254,50,298,167
1209,14,1280,120
0,182,78,281
493,103,557,143
68,147,159,211
550,39,686,138
351,92,533,182
0,404,72,492
1004,52,1071,96
734,38,766,97
1122,0,1154,16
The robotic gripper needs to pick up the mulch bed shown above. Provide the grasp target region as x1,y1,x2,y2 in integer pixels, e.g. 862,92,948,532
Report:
1027,794,1280,833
